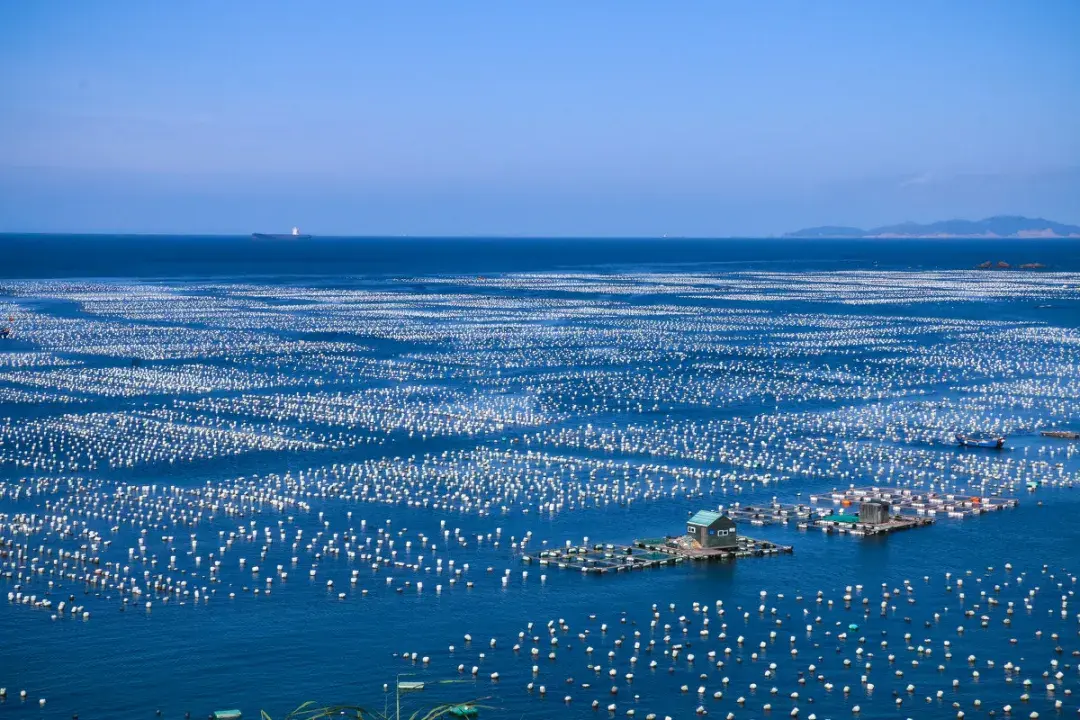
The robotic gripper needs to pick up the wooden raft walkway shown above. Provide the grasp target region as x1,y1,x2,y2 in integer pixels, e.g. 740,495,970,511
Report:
523,536,792,574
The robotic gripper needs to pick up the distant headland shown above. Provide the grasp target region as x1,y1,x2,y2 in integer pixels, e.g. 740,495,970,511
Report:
784,215,1080,239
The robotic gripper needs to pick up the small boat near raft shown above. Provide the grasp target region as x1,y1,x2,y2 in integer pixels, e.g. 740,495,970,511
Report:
956,432,1005,449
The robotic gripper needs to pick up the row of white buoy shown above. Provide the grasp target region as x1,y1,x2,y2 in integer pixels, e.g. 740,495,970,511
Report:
1,283,1078,507
1,473,577,615
0,362,313,399
0,688,46,707
402,562,1078,716
0,444,1075,624
2,274,1080,720
0,407,333,472
2,272,1078,490
177,381,556,440
418,268,1080,307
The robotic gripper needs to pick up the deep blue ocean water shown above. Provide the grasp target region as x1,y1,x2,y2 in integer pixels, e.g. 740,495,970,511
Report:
1,235,1080,720
3,234,1080,278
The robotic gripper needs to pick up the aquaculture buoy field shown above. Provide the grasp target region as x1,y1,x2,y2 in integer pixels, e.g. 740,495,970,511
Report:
2,235,1080,719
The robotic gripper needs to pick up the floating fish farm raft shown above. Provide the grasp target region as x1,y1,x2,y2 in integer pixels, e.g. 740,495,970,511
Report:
725,501,934,536
641,534,793,560
726,503,817,526
809,513,935,536
524,536,792,573
809,486,1020,518
721,485,1019,538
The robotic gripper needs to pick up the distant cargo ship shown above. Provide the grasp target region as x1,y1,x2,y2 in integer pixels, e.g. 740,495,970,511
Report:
252,227,311,240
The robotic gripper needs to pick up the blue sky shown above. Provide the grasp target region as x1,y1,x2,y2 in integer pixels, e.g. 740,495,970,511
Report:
1,1,1078,236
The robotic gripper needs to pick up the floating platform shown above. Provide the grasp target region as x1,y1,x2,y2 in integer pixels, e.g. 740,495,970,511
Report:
643,534,793,561
727,500,935,536
1042,430,1080,440
726,503,818,526
810,514,934,536
719,485,1019,539
808,486,1019,519
524,543,683,573
524,536,792,574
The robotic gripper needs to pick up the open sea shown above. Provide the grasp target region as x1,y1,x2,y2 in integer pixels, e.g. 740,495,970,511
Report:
2,234,1080,720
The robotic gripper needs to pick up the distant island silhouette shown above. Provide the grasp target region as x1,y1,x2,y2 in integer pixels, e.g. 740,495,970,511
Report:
785,215,1080,239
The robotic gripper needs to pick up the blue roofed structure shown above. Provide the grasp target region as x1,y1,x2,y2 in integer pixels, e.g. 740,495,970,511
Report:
688,510,723,526
686,509,737,549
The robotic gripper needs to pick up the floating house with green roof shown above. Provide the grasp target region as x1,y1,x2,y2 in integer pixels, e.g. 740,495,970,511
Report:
686,510,737,549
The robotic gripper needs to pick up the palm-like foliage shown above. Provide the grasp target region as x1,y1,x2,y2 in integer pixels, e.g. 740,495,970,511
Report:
261,699,486,720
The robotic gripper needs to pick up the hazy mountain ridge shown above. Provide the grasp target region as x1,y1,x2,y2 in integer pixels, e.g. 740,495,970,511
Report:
786,215,1080,238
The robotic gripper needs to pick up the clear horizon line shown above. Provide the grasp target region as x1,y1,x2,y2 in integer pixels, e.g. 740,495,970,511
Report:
0,231,795,240
3,231,1080,241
